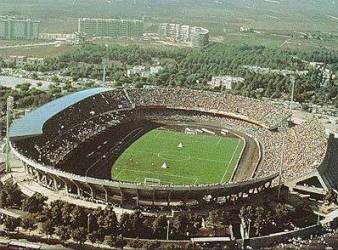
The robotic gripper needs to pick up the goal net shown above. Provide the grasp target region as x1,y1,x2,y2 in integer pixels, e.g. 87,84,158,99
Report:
144,177,161,185
185,128,198,135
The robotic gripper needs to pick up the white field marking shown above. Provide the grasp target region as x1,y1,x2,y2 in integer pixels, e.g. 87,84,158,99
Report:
115,149,242,184
121,168,197,181
194,178,199,185
157,152,191,162
220,139,242,183
155,180,173,185
216,137,222,145
133,149,225,164
117,133,242,183
153,130,161,139
265,15,280,20
85,158,101,177
158,129,218,143
328,15,338,21
264,0,280,3
113,169,124,180
86,151,95,158
201,128,215,135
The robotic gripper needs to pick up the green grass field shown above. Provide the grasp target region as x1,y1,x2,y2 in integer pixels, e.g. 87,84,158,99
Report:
111,128,244,185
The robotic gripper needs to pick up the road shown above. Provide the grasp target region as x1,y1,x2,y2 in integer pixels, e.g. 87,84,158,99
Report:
0,41,59,50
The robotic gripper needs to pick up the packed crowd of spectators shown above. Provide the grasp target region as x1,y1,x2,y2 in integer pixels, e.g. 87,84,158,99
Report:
12,87,328,184
36,111,130,165
254,118,327,180
58,121,152,178
13,89,134,167
142,108,327,181
43,89,131,135
131,89,327,182
128,88,289,128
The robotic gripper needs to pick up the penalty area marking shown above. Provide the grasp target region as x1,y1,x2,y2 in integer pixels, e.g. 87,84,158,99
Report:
117,169,198,183
113,169,124,180
157,151,191,162
216,137,222,146
220,139,242,183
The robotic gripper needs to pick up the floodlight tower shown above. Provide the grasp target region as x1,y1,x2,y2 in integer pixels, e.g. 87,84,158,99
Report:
289,75,296,111
5,96,14,173
277,118,288,200
102,57,108,85
277,75,295,199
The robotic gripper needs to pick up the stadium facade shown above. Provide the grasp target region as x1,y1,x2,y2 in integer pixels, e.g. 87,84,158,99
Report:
158,23,209,47
8,88,335,208
78,18,144,38
0,17,40,40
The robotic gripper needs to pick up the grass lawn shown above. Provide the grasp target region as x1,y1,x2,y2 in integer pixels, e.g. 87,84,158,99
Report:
111,128,244,185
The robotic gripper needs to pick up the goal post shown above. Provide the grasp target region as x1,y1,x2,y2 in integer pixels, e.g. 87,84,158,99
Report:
144,177,161,185
185,128,198,135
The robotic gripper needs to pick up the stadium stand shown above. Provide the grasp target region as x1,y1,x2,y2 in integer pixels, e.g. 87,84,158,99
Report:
8,87,332,207
318,134,338,189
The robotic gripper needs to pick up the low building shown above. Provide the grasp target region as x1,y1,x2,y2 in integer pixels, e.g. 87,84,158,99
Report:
208,76,245,89
7,56,27,67
127,65,146,77
39,33,77,42
26,57,44,65
242,65,308,77
158,23,209,47
5,56,44,67
78,18,144,38
239,26,254,33
127,65,164,78
0,16,40,40
150,66,164,75
191,27,209,47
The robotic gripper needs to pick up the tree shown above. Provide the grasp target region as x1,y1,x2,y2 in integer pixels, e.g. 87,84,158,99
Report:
21,214,36,234
115,235,126,249
61,203,74,225
49,200,65,226
0,190,8,208
172,214,189,239
130,210,146,238
152,215,167,239
165,244,182,250
71,227,87,245
96,207,118,236
55,225,71,241
146,240,161,250
16,83,31,92
0,180,23,208
4,217,19,232
21,193,47,213
87,232,97,245
103,235,115,247
184,242,202,250
253,206,265,236
207,210,222,235
129,238,144,249
239,206,254,238
70,206,87,228
41,221,55,238
119,213,132,237
275,203,289,224
324,189,338,205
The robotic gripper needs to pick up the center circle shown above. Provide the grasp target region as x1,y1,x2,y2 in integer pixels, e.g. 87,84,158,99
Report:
158,151,191,162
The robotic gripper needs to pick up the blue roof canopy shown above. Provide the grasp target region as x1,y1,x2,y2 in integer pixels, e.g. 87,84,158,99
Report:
10,87,112,139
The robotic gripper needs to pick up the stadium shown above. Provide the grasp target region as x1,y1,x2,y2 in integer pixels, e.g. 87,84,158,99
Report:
8,87,337,208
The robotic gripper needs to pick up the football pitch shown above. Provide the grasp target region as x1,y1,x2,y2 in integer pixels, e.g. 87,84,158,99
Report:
111,128,245,185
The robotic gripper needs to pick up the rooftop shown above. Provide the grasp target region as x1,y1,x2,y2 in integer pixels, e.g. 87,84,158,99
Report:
9,87,111,140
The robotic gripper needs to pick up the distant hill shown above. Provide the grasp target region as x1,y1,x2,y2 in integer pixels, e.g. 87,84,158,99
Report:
0,0,337,34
